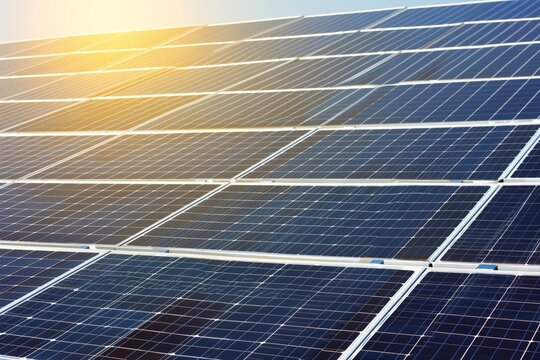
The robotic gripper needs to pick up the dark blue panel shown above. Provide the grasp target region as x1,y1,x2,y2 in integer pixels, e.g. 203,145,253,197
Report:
143,89,365,130
315,26,453,55
35,131,305,180
378,0,540,28
262,10,395,37
433,20,540,47
0,254,412,360
348,44,540,85
0,250,94,308
0,183,214,245
133,185,488,260
513,142,540,178
235,55,388,90
248,126,538,180
443,186,540,265
355,272,540,360
325,79,540,125
0,136,106,179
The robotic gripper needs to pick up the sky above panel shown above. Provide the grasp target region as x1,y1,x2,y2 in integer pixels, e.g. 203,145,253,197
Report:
1,0,496,43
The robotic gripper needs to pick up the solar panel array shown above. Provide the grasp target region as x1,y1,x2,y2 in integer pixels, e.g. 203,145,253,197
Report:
0,0,538,358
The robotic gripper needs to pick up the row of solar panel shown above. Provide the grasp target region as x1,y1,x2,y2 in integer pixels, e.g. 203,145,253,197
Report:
0,125,538,180
0,180,538,264
0,78,538,132
1,43,539,102
2,19,540,78
0,250,538,359
1,0,538,62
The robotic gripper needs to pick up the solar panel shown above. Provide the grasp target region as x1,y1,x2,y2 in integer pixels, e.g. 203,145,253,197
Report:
377,0,540,28
141,89,363,130
13,51,137,75
313,26,454,55
0,183,215,245
132,185,488,260
512,141,540,178
326,79,540,126
111,62,282,96
169,18,294,45
35,131,305,180
355,271,540,360
234,55,388,90
347,44,540,85
247,126,538,181
0,254,413,359
433,20,540,47
262,10,395,37
10,69,163,100
0,249,95,308
442,186,540,265
0,102,72,131
0,135,107,179
0,1,539,359
11,96,200,132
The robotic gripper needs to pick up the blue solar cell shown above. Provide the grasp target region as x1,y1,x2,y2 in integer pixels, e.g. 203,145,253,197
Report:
0,254,413,360
513,142,540,178
0,250,94,308
348,44,540,85
142,89,364,130
35,131,305,180
247,126,538,181
442,186,540,265
0,183,215,245
133,185,488,260
378,0,540,28
235,55,388,90
314,26,454,55
433,20,540,47
355,272,540,360
324,79,540,126
262,10,396,37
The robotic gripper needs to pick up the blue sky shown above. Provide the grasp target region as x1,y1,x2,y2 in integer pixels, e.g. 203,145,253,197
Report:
1,0,486,43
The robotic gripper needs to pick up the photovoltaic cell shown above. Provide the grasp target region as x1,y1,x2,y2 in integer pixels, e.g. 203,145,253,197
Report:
377,0,540,28
0,254,413,360
0,102,72,131
0,135,107,179
314,26,453,56
262,10,396,37
13,96,200,132
0,76,64,100
0,183,215,245
0,249,94,308
82,27,197,51
14,51,136,75
325,79,540,126
12,69,163,100
133,185,488,260
36,131,305,180
169,18,293,45
247,126,538,181
512,142,540,178
235,55,388,90
433,20,540,48
142,89,365,130
196,35,343,65
348,44,540,85
355,272,540,360
442,186,540,265
110,44,223,70
0,56,60,76
111,62,281,96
